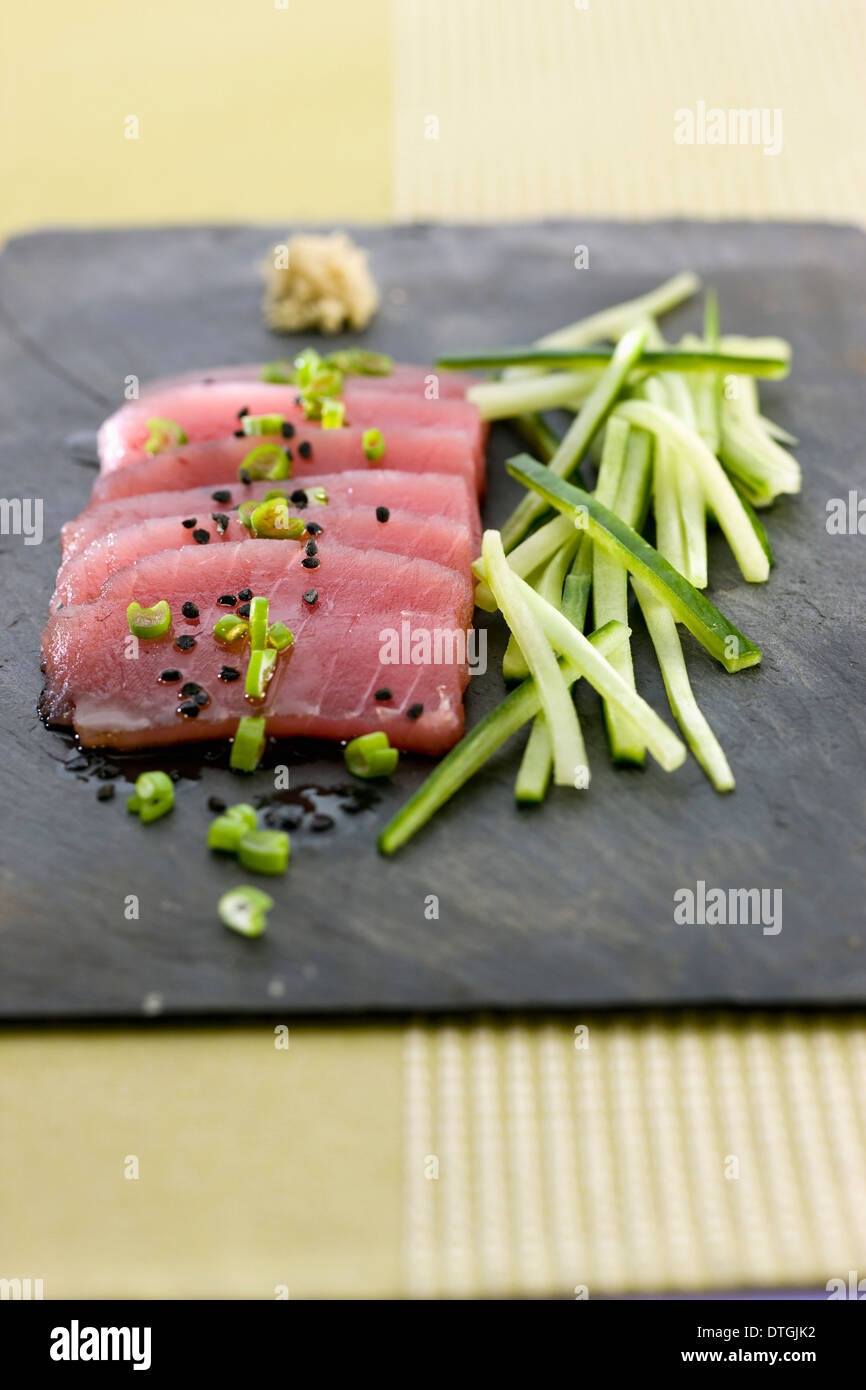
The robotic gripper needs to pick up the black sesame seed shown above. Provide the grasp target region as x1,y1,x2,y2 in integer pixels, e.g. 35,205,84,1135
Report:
266,807,302,831
407,702,424,720
181,517,197,529
233,429,245,438
159,668,182,683
211,489,231,504
180,681,201,697
305,539,318,557
95,764,120,780
181,601,199,619
96,784,115,802
298,441,312,459
311,813,335,833
193,690,209,706
175,635,196,651
239,468,252,485
236,602,251,619
192,528,210,544
219,665,241,682
290,489,308,507
237,588,252,602
302,589,318,605
281,421,295,438
375,688,392,701
217,593,237,607
211,512,229,535
294,395,303,406
376,506,390,523
178,701,200,718
301,556,320,569
305,521,323,536
238,406,249,419
208,795,227,813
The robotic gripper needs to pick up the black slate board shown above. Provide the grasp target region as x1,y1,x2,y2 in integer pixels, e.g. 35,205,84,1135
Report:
1,220,864,1020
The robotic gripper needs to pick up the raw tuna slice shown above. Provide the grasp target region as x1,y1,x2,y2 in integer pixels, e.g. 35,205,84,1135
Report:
142,362,476,401
52,507,472,611
90,428,481,505
63,471,480,561
42,541,472,754
98,380,486,482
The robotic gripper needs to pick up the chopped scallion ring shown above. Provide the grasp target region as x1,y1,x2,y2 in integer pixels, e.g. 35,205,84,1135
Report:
208,802,258,852
127,600,171,640
321,399,346,429
362,428,385,462
344,732,399,779
242,413,285,436
250,499,305,538
143,417,187,455
267,621,294,651
260,361,293,383
229,715,267,772
238,444,291,481
310,487,329,504
126,770,174,823
237,829,290,875
219,885,274,936
245,647,277,700
248,596,269,650
326,349,393,376
214,615,249,644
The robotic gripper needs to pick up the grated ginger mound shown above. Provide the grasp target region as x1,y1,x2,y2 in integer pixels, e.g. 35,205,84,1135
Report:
264,232,379,335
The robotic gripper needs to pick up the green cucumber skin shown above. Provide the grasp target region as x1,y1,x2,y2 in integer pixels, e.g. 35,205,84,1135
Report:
505,453,761,674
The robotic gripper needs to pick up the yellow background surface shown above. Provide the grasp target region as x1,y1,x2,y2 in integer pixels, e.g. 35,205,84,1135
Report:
1,0,865,1299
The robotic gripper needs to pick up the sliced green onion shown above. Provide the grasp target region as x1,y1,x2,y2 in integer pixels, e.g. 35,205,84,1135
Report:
511,570,686,773
238,829,290,875
243,413,285,436
483,530,586,787
260,361,293,383
310,487,329,504
321,399,346,429
214,615,249,644
325,349,393,376
500,324,649,550
250,499,306,539
208,802,258,852
143,417,187,455
126,770,174,823
248,596,269,651
439,345,790,377
292,347,322,383
344,732,399,779
378,621,628,854
245,647,277,700
237,500,257,530
264,488,289,502
505,454,761,672
229,715,267,772
267,621,294,651
238,444,291,482
362,428,385,462
614,400,769,583
127,600,171,640
514,713,554,804
219,885,273,937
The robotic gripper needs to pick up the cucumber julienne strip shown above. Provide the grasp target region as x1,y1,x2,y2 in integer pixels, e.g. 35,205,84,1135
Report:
614,400,770,582
633,580,735,792
592,417,645,763
659,372,708,589
482,531,586,787
377,622,628,855
504,529,582,681
500,324,649,551
470,370,596,421
442,345,791,376
473,513,573,611
514,713,554,804
510,572,686,773
505,453,761,673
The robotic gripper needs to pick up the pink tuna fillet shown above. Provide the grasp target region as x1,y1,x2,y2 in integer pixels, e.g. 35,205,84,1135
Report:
63,471,480,561
89,428,481,505
52,506,472,610
42,541,472,753
98,380,486,484
142,362,476,401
